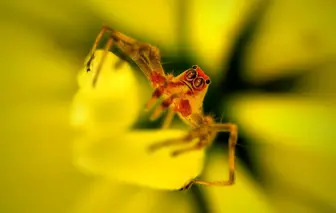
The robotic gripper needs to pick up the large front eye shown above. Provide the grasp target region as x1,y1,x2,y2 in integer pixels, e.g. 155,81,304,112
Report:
185,69,198,81
193,77,205,90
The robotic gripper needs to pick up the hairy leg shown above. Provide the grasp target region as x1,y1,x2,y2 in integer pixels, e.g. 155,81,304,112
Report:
180,123,238,190
86,26,110,72
148,130,198,152
171,139,208,157
92,38,113,87
87,26,166,87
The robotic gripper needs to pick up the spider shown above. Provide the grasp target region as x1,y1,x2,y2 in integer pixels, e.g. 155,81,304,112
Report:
86,26,238,190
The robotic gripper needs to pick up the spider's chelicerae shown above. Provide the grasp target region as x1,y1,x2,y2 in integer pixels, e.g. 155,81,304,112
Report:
86,26,238,190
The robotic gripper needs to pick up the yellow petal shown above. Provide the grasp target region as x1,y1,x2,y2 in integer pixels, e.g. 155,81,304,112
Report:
244,0,336,82
74,130,205,190
189,0,258,74
86,0,179,49
229,94,336,210
201,150,274,213
71,50,141,131
0,21,88,212
73,180,196,213
72,50,205,190
230,95,336,152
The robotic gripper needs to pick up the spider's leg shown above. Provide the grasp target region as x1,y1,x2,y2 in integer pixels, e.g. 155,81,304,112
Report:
171,139,208,157
146,79,184,114
180,123,237,190
162,108,175,129
150,94,178,120
88,26,166,87
148,132,196,152
92,38,113,87
86,25,111,72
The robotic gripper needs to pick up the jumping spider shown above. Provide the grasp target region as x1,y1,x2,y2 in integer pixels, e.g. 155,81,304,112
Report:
86,26,238,190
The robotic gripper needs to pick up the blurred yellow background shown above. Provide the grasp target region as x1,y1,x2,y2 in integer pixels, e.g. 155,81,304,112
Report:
0,0,335,212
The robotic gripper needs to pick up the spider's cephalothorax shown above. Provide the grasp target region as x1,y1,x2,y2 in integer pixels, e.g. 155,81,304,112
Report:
148,64,212,127
86,26,238,190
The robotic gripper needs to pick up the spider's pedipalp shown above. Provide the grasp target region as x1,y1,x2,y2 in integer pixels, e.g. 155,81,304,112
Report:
145,88,164,111
150,94,178,120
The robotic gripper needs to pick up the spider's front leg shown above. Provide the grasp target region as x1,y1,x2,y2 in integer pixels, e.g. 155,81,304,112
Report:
88,26,178,127
87,26,166,87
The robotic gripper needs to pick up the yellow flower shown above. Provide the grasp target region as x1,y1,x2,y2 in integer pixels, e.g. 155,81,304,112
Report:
2,0,335,212
71,51,205,190
77,0,336,211
73,151,273,213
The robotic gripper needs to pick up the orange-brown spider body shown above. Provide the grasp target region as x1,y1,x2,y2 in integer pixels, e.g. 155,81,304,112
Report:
147,65,211,126
86,26,238,190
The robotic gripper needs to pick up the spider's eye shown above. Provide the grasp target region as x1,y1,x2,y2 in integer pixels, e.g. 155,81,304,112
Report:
185,70,198,81
205,79,211,84
192,65,198,70
193,77,205,89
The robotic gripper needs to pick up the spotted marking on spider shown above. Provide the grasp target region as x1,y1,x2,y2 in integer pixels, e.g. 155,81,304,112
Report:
86,26,238,190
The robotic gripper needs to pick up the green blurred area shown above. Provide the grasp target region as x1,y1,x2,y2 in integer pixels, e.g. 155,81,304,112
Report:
0,0,335,212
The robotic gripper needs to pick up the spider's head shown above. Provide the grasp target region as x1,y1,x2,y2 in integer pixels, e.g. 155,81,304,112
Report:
181,65,211,92
175,65,211,116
